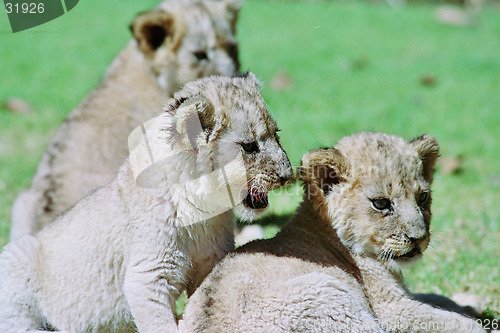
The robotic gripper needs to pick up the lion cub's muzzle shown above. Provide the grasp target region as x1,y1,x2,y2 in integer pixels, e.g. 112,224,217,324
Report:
398,238,429,262
383,232,430,262
243,170,292,210
244,187,269,209
395,246,421,260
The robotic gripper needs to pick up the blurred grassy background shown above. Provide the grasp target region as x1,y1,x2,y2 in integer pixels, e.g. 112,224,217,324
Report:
1,0,499,316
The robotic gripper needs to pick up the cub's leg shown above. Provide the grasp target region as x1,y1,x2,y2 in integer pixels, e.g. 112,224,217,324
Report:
123,247,190,333
413,293,480,319
0,236,49,332
374,297,484,333
358,257,485,333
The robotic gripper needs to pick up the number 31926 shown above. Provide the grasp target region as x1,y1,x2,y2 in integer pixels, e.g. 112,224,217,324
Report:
5,2,45,14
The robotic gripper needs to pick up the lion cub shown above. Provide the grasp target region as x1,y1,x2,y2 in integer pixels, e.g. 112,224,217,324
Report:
180,132,484,333
11,0,241,240
0,73,292,332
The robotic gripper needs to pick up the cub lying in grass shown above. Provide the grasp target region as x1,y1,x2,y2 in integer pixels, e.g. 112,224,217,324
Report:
0,73,292,333
11,0,241,240
180,132,484,333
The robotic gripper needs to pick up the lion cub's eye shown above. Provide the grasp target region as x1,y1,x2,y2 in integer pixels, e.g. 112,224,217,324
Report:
418,191,430,205
241,141,259,153
193,50,208,61
371,198,392,211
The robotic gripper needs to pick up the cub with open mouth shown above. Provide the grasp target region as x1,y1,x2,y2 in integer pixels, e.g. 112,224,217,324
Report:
0,73,292,333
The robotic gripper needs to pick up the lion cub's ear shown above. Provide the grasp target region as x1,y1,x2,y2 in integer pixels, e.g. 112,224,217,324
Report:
300,148,349,195
175,96,217,150
130,10,180,57
209,0,242,32
222,0,243,32
410,135,440,184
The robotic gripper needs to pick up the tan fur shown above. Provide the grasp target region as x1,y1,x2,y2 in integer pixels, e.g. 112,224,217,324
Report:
10,0,241,240
180,132,485,333
0,74,292,333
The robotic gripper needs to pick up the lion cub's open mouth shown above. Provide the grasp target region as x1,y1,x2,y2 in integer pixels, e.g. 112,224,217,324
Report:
244,188,269,209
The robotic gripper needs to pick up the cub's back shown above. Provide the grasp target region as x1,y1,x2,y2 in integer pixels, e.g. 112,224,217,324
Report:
180,243,370,333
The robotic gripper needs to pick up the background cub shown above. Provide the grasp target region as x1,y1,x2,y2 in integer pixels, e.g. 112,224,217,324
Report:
180,132,484,333
0,73,292,333
10,0,241,240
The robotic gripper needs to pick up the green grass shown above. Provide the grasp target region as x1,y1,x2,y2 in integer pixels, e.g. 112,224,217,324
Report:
1,0,499,316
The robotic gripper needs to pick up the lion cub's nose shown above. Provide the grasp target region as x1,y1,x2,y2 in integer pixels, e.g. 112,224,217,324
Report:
407,233,427,244
407,219,427,243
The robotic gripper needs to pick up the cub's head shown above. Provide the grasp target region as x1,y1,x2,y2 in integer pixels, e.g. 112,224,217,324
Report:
130,0,240,93
301,132,439,263
163,72,293,221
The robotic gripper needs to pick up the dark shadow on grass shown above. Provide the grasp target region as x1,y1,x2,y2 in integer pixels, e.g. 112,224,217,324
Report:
237,212,293,229
415,293,500,328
